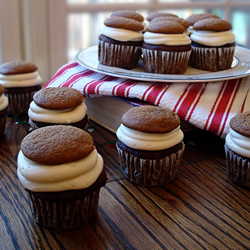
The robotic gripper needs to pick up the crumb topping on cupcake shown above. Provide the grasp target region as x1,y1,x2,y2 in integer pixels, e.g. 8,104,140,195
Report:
111,10,144,22
104,16,144,31
33,87,84,110
146,12,178,22
186,13,220,26
122,106,180,133
21,125,94,165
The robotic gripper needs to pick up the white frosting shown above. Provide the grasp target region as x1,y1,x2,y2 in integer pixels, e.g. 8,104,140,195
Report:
116,124,183,151
190,30,235,46
0,94,8,111
17,149,104,192
143,31,191,45
101,26,143,42
0,71,42,87
28,101,87,124
225,128,250,158
187,25,194,35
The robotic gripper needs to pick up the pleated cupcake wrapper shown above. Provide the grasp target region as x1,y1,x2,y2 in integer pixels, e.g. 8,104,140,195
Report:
0,114,7,137
98,40,142,69
224,144,250,188
27,189,100,230
116,143,185,187
5,92,37,115
190,46,235,72
141,48,191,74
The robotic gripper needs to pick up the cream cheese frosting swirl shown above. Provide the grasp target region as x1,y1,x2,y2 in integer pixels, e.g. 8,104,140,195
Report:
116,124,183,151
225,128,250,158
0,94,8,111
17,149,103,192
28,101,87,124
144,31,191,45
0,71,42,88
190,30,235,46
101,26,143,42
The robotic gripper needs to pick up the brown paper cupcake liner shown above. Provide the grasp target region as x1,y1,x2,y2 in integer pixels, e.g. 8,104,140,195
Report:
27,189,100,230
5,91,39,115
98,40,142,69
224,144,250,188
190,46,235,72
141,48,191,74
116,143,185,186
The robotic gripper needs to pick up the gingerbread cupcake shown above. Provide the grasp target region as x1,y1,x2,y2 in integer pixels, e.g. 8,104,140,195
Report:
98,15,144,69
17,125,107,230
116,106,185,186
142,20,191,74
186,13,220,35
28,87,88,130
225,111,250,188
0,61,42,115
0,84,8,137
189,18,235,72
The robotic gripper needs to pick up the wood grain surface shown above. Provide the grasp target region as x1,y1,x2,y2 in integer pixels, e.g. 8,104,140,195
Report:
1,116,250,250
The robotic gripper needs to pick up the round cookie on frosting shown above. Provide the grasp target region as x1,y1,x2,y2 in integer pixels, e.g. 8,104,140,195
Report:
116,105,185,186
146,12,178,22
0,84,8,137
0,61,42,115
17,125,107,230
225,111,250,188
142,20,191,74
98,15,144,69
189,18,235,72
28,87,88,131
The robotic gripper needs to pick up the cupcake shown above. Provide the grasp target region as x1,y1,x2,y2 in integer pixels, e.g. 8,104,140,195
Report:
28,87,89,131
0,61,42,115
0,84,8,137
98,15,144,69
116,106,185,186
17,125,107,230
142,21,191,74
225,111,250,188
186,13,220,35
189,18,235,72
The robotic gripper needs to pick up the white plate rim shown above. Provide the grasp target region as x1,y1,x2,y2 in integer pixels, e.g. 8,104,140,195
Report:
76,45,250,83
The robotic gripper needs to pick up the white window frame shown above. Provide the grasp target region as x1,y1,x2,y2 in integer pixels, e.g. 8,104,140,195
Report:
0,0,250,82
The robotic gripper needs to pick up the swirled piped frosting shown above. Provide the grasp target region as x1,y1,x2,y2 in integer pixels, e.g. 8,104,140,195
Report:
190,30,235,46
0,94,8,111
143,31,191,45
28,101,87,124
0,71,42,88
17,149,103,192
116,124,183,151
101,26,143,42
225,128,250,158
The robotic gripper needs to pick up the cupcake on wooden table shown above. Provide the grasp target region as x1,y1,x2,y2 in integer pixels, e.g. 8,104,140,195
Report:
28,87,88,131
142,20,191,74
17,125,107,230
0,84,8,137
186,13,220,35
116,106,185,187
98,13,144,69
225,111,250,188
189,18,235,72
0,61,42,115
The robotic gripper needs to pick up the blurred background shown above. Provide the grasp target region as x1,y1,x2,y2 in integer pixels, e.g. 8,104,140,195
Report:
0,0,250,83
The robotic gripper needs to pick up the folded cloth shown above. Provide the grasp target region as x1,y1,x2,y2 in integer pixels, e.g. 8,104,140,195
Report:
44,61,250,138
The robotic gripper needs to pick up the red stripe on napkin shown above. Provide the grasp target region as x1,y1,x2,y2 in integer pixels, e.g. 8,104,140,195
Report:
112,79,137,97
204,79,240,136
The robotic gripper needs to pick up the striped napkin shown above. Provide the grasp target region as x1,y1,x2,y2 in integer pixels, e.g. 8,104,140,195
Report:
44,61,250,138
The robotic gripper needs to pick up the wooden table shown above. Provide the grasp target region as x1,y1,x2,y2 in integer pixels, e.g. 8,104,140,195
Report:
1,115,250,250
